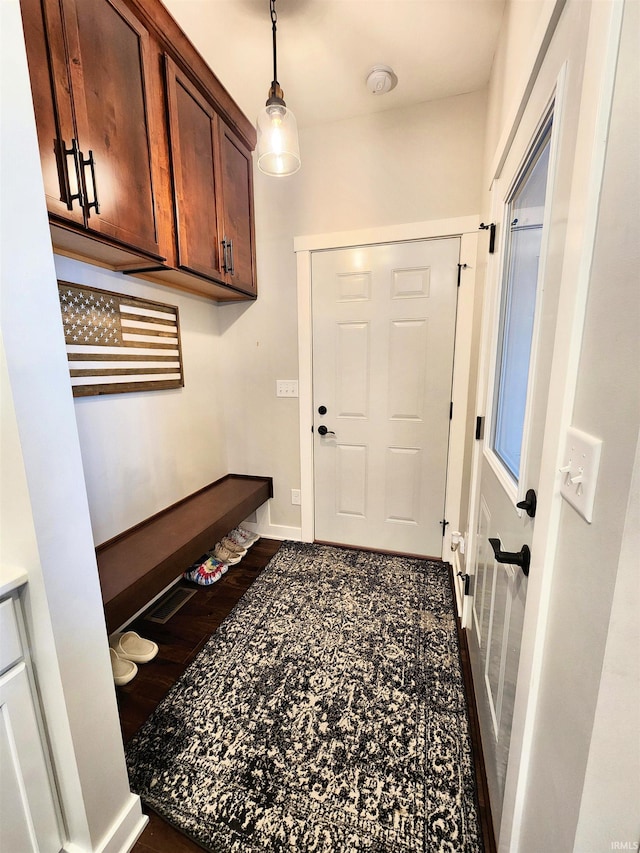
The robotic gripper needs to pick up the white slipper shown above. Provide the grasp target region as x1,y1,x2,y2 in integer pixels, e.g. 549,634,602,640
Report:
110,648,138,686
110,631,158,663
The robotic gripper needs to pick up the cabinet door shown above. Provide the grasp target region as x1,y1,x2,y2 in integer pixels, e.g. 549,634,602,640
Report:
0,663,62,853
164,54,225,282
21,0,85,225
62,0,162,257
219,121,257,297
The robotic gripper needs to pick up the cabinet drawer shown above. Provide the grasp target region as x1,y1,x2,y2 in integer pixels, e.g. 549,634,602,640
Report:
0,597,22,674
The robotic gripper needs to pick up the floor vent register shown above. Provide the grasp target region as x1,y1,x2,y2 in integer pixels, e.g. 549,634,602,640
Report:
144,585,197,624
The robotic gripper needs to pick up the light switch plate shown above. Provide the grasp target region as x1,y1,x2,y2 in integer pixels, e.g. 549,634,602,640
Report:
559,426,603,523
276,380,298,398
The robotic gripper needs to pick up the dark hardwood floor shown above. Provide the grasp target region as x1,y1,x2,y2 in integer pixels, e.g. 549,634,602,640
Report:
119,537,282,852
118,540,495,853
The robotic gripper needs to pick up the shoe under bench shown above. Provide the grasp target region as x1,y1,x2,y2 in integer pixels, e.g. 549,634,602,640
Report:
96,474,273,633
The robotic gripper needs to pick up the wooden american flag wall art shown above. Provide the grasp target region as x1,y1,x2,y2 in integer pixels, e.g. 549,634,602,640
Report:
57,281,184,397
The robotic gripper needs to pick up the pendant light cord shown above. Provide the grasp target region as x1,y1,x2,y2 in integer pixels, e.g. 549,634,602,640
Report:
270,0,278,86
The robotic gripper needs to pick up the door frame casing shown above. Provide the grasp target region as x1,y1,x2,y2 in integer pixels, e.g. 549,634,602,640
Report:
294,215,479,564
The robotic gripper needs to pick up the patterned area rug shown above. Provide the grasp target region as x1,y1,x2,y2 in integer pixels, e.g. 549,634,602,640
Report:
126,542,483,852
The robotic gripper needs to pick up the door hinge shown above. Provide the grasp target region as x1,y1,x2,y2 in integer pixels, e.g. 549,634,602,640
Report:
457,263,468,286
440,518,449,537
475,416,485,440
450,401,453,420
479,222,496,254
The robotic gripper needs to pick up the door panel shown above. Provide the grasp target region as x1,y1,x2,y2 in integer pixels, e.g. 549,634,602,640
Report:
312,238,459,557
336,322,369,417
388,319,428,419
472,431,537,828
385,447,422,523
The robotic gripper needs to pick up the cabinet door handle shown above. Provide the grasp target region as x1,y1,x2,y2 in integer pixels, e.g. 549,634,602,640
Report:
227,238,234,276
80,150,100,215
221,238,234,275
61,138,85,211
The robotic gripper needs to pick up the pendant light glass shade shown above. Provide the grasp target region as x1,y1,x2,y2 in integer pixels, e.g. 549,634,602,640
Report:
257,0,300,177
257,100,301,176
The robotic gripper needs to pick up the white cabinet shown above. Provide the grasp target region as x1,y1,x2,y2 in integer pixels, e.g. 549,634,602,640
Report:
0,589,62,853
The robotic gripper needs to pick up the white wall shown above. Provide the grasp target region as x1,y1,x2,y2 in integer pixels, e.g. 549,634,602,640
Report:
291,93,487,235
0,3,145,850
54,257,229,545
483,0,548,186
574,430,640,852
220,90,487,533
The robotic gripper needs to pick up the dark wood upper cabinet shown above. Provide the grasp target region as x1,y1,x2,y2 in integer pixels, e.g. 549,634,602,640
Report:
20,0,258,301
164,57,257,297
22,0,162,259
218,121,257,297
65,0,160,256
21,0,84,226
165,55,224,282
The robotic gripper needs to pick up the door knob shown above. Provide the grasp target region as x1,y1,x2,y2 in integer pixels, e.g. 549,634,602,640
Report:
516,488,537,518
488,537,530,577
317,425,335,436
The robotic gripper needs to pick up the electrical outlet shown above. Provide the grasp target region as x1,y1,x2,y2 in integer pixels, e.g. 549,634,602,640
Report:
276,380,299,398
291,489,301,505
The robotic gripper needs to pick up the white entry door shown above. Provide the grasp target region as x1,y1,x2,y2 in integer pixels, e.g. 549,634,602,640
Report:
467,0,597,836
312,238,459,557
470,120,553,827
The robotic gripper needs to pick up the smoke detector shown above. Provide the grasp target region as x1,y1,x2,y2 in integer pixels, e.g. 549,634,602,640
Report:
366,65,398,95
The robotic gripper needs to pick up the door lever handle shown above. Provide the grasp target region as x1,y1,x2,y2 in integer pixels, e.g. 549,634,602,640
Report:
488,537,530,577
317,425,335,436
516,488,537,517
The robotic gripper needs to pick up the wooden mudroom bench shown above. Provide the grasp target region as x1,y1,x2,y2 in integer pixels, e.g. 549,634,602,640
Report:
96,474,273,632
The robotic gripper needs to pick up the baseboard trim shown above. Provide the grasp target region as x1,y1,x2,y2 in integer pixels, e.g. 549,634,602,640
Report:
86,793,147,853
243,503,302,543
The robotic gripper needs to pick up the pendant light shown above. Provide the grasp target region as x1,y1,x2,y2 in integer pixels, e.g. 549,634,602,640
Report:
256,0,301,176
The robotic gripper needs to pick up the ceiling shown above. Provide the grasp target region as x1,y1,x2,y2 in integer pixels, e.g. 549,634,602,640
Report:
162,0,506,130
